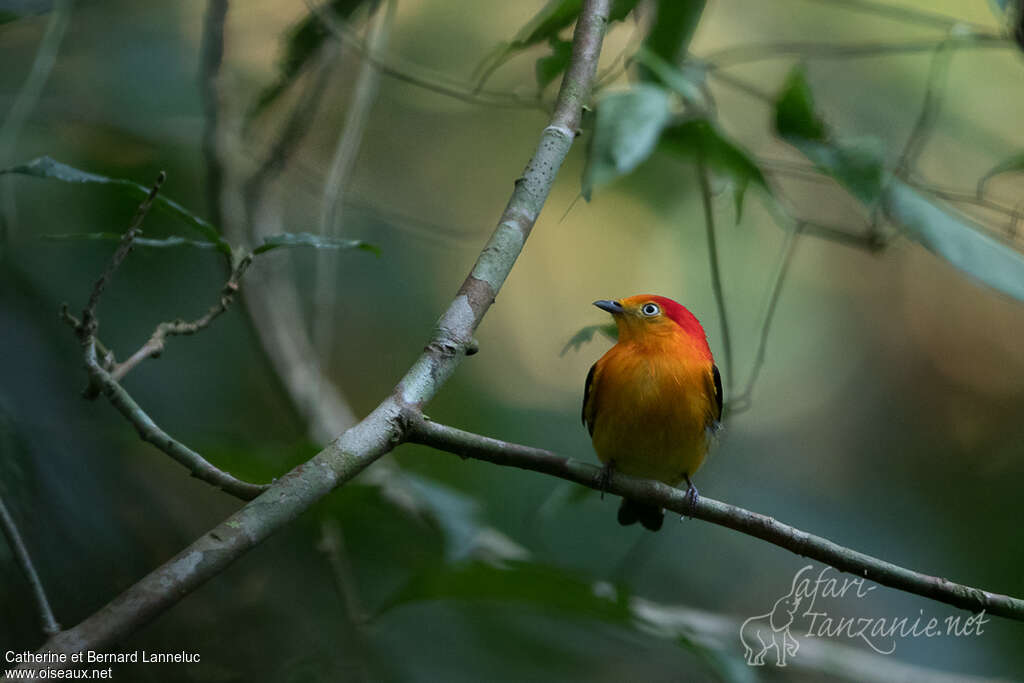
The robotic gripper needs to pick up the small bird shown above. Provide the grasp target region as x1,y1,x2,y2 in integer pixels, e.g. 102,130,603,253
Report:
582,295,722,531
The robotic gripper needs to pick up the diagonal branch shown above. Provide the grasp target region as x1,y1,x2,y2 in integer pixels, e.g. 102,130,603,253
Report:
0,493,61,636
405,416,1024,621
15,0,612,669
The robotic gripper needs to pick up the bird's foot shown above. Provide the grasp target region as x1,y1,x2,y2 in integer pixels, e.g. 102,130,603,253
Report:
682,475,700,519
597,461,615,500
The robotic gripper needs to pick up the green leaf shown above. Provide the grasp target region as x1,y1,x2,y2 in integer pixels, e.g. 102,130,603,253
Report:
772,69,1024,302
248,0,376,122
560,322,617,356
774,66,826,142
253,231,380,256
582,85,673,200
512,0,582,49
977,152,1024,196
639,0,707,83
773,67,884,205
475,0,641,91
380,560,631,624
0,157,231,253
631,47,709,111
661,118,769,221
885,182,1024,302
42,233,220,249
609,0,642,22
535,38,573,91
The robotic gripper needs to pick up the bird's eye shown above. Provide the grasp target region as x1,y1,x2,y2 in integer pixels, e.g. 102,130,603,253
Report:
641,303,660,317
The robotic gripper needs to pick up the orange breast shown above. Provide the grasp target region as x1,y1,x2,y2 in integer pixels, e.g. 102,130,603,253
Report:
590,343,715,485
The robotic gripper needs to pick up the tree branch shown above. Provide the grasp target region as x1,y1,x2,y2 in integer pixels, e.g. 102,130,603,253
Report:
14,0,611,669
696,155,733,393
0,493,61,636
405,416,1024,621
109,252,252,383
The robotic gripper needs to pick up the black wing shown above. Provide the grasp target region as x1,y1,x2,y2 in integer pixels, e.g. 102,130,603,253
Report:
712,364,724,423
582,363,597,436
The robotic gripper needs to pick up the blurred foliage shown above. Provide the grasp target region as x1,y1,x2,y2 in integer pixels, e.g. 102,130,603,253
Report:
2,0,1024,681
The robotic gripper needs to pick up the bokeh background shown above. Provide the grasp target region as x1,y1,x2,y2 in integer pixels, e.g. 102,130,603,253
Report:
2,0,1023,680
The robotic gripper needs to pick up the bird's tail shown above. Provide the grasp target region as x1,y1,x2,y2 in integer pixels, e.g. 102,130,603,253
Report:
617,498,664,531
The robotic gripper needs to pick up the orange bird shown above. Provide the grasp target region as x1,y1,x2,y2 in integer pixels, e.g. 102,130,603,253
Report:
582,295,722,531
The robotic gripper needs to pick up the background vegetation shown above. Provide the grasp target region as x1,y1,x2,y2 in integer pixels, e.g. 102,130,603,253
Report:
1,0,1023,680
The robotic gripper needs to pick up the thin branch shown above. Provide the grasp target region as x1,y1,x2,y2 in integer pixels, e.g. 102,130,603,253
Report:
109,252,252,382
79,172,166,336
728,222,802,415
406,417,1024,621
0,0,73,249
701,33,1007,70
0,493,61,636
696,155,733,393
313,0,393,380
15,0,611,668
244,39,339,211
57,309,269,500
797,0,996,32
199,0,229,229
894,39,953,180
312,1,544,111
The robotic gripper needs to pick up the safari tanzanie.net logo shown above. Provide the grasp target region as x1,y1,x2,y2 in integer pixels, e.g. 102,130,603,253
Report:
739,565,989,667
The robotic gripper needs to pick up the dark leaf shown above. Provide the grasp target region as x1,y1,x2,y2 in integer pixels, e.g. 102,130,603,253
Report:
773,69,1024,301
582,84,672,200
253,231,380,256
773,67,884,205
560,323,617,355
609,0,642,22
976,151,1024,196
661,119,769,221
639,0,707,83
631,47,709,111
248,0,375,122
1,157,231,253
774,66,826,142
535,38,573,91
512,0,582,49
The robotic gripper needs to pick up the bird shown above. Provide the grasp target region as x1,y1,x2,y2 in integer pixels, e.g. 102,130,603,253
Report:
582,294,722,531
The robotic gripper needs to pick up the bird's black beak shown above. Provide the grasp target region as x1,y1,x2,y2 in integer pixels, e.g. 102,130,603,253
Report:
593,299,624,314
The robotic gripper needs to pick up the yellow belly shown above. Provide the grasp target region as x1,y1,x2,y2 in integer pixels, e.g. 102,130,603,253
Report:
590,349,712,485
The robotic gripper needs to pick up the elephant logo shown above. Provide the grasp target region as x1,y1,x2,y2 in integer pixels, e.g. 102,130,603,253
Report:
739,572,803,666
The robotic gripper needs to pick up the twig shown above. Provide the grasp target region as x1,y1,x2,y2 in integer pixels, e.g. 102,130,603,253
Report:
199,0,228,229
15,0,612,668
729,222,802,414
406,416,1024,621
894,39,953,180
317,520,370,681
56,311,269,501
0,493,60,636
244,39,339,211
312,0,544,111
109,252,252,382
797,0,995,32
78,172,166,337
0,0,73,249
701,34,1007,69
313,0,393,381
696,155,733,393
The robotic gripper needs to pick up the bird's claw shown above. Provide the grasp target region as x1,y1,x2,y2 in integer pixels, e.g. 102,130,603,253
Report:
682,475,700,519
597,461,615,500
